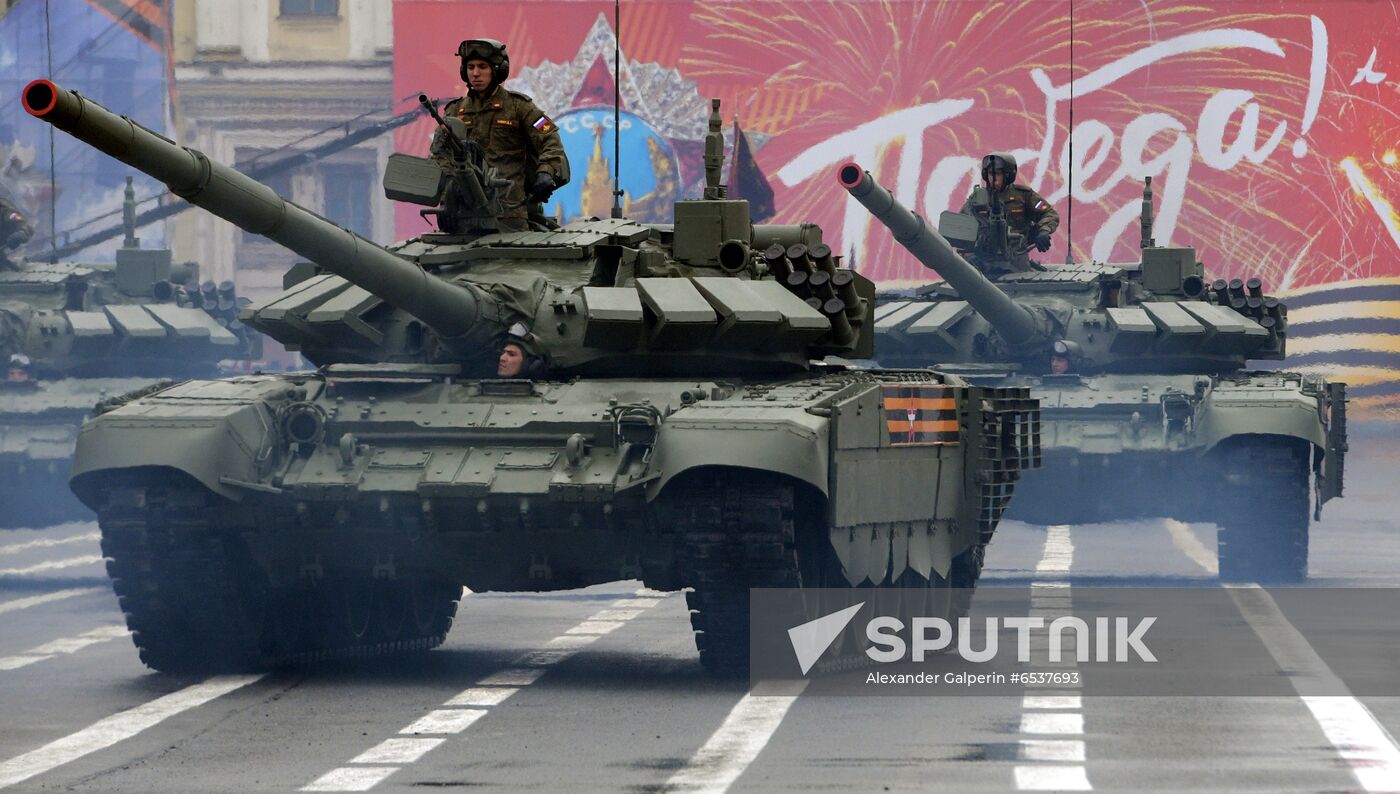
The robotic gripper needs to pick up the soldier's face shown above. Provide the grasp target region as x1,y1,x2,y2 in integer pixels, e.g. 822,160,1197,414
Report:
465,59,493,92
1050,355,1070,375
498,343,524,377
990,171,1006,190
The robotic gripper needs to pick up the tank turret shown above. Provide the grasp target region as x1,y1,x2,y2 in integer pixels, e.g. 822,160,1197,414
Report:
26,79,876,377
842,163,1285,375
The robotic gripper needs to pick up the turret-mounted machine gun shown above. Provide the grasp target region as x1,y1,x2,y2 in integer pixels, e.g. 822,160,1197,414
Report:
384,95,511,236
941,184,1029,275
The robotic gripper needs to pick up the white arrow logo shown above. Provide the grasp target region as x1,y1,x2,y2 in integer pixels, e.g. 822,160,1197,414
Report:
787,602,865,675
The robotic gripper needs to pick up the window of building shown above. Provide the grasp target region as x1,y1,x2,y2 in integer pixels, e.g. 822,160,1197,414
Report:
322,166,373,238
280,0,338,17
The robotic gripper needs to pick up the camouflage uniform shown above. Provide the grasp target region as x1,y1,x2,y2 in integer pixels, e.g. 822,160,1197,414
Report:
960,152,1059,273
0,192,32,269
431,85,570,232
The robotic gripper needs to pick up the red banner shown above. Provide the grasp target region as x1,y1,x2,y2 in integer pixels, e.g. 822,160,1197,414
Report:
394,1,1400,415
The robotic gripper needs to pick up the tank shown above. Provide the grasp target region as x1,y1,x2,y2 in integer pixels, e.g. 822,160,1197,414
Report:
26,80,1039,675
0,176,261,528
839,163,1346,584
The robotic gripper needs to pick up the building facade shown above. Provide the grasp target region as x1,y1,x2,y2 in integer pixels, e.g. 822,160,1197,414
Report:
170,0,396,299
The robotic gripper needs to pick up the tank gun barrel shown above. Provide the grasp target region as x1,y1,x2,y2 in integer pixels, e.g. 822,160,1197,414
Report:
22,79,483,342
836,163,1042,346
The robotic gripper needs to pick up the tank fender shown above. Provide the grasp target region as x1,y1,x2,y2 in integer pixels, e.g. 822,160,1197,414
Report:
69,396,277,507
1194,386,1326,454
645,415,829,501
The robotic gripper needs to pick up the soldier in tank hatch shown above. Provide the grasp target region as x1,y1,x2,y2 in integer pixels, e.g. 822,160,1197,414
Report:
430,38,571,232
960,152,1059,273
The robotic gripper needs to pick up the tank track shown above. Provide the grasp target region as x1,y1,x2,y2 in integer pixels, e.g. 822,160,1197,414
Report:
674,472,986,676
675,473,801,676
98,478,460,673
1215,438,1310,584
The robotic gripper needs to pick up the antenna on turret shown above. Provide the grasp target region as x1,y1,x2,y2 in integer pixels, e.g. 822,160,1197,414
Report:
1140,176,1156,249
122,176,139,248
610,0,623,219
703,99,725,200
1065,0,1074,264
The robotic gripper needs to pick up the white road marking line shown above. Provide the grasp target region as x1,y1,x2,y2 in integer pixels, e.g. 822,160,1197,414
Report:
304,593,668,791
1017,525,1091,790
1163,518,1218,574
664,680,809,794
0,625,130,672
443,687,517,707
302,767,399,792
1228,584,1400,792
0,588,105,615
589,608,643,621
614,597,662,608
349,739,444,765
1013,765,1093,791
29,626,129,655
565,620,625,635
399,709,487,736
1023,694,1082,710
0,656,49,671
1020,739,1086,762
1035,525,1074,574
1020,712,1084,735
0,555,104,577
477,668,545,686
546,633,600,649
0,532,100,557
0,674,263,789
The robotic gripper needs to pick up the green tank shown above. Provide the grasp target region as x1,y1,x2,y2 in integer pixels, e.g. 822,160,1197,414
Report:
27,79,1038,675
840,163,1346,584
0,176,260,528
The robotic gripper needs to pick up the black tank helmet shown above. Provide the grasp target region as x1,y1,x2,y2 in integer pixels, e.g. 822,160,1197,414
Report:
980,152,1018,188
456,38,510,87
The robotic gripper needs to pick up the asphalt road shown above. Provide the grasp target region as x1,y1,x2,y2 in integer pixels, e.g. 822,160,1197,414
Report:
0,430,1396,792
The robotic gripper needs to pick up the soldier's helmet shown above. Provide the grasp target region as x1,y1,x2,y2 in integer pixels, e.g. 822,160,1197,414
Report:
457,38,510,85
980,153,1018,187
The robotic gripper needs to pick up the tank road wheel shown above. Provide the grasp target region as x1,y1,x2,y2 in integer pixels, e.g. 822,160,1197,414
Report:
95,475,463,672
408,580,461,640
340,578,376,643
98,479,267,674
675,472,803,676
374,580,411,642
1214,438,1311,584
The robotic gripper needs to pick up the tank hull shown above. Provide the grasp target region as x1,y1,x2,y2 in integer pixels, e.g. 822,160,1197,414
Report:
966,371,1344,582
0,377,161,528
69,368,1038,673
